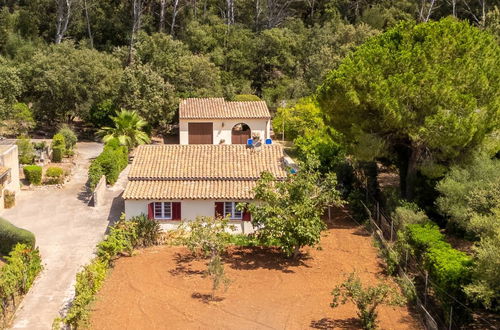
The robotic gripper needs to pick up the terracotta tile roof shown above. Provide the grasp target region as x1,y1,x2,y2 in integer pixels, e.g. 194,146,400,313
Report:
124,144,288,200
179,98,271,119
123,180,256,200
128,144,287,180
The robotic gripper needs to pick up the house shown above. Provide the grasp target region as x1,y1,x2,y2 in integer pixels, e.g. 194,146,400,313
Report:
0,141,20,210
123,144,288,233
179,98,271,145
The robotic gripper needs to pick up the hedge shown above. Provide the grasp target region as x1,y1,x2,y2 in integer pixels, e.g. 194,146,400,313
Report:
404,222,472,321
0,244,42,327
45,166,65,184
51,133,66,162
88,140,128,190
0,217,36,255
23,165,42,185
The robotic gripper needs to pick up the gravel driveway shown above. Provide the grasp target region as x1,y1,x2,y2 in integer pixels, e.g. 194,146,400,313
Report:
0,142,128,330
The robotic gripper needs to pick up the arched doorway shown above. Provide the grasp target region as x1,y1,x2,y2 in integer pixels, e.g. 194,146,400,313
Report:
231,123,251,144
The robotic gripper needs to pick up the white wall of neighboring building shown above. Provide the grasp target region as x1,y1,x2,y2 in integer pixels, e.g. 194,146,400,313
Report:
0,145,20,210
124,199,255,234
179,118,271,145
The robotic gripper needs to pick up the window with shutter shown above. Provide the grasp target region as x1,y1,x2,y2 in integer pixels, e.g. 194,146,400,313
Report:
153,202,172,220
223,202,243,220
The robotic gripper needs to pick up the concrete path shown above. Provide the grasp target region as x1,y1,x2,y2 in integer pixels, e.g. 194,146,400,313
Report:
0,142,128,330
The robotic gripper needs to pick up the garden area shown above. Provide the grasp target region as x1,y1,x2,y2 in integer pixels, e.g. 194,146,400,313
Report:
87,210,419,329
17,126,78,188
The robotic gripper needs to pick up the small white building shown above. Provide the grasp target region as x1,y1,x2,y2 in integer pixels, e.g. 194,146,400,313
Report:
123,144,288,233
0,141,20,210
179,98,271,145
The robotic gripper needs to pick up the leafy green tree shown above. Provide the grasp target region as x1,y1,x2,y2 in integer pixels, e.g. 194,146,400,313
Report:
248,157,343,258
273,97,345,172
118,64,177,133
331,272,403,330
57,125,77,153
10,103,35,136
0,57,23,119
134,33,222,98
88,99,116,128
24,42,122,123
98,110,150,149
16,135,35,165
318,18,500,200
436,153,500,237
181,216,233,298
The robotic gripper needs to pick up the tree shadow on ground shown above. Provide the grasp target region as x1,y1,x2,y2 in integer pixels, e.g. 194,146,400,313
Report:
169,252,205,276
225,246,311,273
191,292,225,304
310,317,361,329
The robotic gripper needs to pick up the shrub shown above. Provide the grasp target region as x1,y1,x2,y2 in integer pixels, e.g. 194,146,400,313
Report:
0,243,42,326
88,140,128,190
51,133,66,162
96,220,137,262
57,126,77,152
130,214,161,247
16,135,35,164
45,166,65,184
0,217,36,255
23,165,42,185
404,222,444,258
62,258,107,328
3,190,15,208
51,146,64,162
391,205,428,232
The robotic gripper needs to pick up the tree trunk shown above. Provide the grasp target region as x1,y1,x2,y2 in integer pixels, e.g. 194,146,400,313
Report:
128,0,144,65
292,245,301,259
55,0,72,44
159,0,166,32
404,143,423,201
83,0,94,48
170,0,179,36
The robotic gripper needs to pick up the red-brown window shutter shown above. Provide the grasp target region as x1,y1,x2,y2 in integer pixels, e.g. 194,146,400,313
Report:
147,202,154,220
172,202,181,220
215,202,224,217
242,208,251,221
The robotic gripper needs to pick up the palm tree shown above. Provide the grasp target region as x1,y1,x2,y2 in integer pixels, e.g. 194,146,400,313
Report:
98,110,150,149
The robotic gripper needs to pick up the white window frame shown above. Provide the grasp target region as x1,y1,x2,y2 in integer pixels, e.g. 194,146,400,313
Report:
154,202,172,220
224,201,242,220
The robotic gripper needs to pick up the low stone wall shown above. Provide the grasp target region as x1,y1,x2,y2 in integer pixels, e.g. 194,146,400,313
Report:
92,175,106,207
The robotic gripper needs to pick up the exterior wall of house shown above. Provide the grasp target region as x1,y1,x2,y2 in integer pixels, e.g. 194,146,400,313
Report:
0,145,20,210
124,199,255,234
179,118,271,145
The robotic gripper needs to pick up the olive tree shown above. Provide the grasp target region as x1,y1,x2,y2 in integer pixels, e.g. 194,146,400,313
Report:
248,157,343,258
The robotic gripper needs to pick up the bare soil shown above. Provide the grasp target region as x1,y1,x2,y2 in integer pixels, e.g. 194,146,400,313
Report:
90,210,421,330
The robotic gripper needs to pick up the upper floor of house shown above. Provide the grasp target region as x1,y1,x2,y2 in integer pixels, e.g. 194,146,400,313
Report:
178,98,271,145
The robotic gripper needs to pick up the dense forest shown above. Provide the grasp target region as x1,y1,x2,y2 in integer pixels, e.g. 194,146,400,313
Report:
0,0,498,135
0,0,499,327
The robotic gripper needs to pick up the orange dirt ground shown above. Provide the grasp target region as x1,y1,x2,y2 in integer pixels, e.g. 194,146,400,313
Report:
90,210,421,330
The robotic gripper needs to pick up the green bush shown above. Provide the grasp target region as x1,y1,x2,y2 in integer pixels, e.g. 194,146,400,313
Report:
51,133,66,162
0,243,42,326
62,258,108,328
45,166,65,184
16,135,35,165
96,220,137,262
3,190,15,208
130,215,161,247
404,222,444,258
0,217,36,255
88,140,128,190
58,126,77,152
23,165,42,185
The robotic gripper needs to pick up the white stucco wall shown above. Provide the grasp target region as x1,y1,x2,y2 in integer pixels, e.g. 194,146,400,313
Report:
124,199,255,234
179,118,271,145
0,145,20,210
